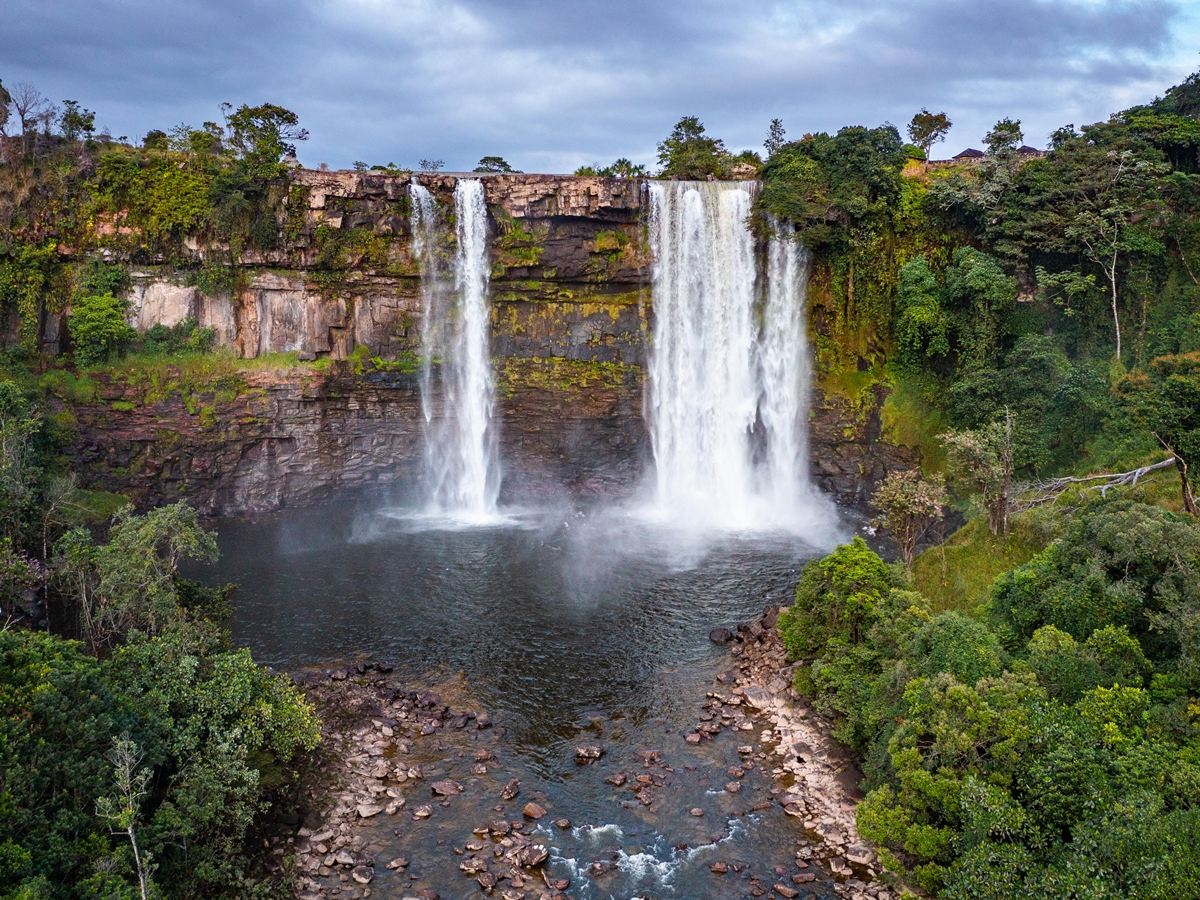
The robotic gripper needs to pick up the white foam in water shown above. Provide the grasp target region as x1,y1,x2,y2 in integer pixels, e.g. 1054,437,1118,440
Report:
409,178,502,524
643,182,835,538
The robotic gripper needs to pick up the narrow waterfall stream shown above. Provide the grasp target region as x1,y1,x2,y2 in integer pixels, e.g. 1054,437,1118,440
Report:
411,178,500,520
645,182,826,534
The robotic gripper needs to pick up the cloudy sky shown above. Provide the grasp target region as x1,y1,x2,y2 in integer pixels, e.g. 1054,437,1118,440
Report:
3,0,1198,172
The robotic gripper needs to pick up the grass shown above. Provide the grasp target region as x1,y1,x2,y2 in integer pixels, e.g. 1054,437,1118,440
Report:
910,514,1053,614
79,349,313,406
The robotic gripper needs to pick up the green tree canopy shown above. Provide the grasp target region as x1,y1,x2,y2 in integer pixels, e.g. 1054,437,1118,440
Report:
656,116,730,180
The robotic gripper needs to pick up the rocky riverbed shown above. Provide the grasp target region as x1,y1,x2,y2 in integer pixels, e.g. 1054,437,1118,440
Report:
274,606,894,900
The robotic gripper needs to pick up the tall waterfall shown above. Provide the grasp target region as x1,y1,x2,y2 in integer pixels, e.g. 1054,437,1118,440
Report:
411,178,499,519
645,181,814,529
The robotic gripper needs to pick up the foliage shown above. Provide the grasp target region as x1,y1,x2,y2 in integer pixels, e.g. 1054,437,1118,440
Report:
871,469,947,567
0,627,319,900
942,417,1013,535
69,293,136,366
55,501,219,652
988,499,1200,676
574,158,647,178
655,116,731,180
474,156,519,173
1117,351,1200,513
780,511,1200,897
907,110,952,160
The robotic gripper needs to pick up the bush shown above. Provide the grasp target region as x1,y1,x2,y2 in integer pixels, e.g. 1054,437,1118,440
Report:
69,293,135,366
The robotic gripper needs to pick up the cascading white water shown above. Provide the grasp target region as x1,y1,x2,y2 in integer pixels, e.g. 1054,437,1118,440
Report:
646,181,817,530
411,178,499,519
759,221,811,508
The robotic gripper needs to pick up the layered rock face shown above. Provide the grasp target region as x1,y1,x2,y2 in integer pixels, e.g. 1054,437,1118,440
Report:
73,171,910,513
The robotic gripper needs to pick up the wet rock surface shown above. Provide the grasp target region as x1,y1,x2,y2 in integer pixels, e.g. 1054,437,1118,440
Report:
723,606,893,900
285,658,860,900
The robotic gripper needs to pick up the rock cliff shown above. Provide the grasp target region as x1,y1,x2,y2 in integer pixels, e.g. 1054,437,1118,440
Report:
68,171,913,513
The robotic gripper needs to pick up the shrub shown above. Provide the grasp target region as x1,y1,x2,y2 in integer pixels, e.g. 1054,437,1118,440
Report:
69,293,135,366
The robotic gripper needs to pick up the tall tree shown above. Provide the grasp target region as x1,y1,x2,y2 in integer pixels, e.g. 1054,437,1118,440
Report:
1062,150,1167,360
764,118,786,157
656,116,729,180
907,109,951,160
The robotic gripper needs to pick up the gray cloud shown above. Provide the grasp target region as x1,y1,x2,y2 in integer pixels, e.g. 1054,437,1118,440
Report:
0,0,1194,171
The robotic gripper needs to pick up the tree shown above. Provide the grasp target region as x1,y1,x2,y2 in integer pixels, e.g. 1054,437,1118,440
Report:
907,109,951,161
984,117,1024,157
475,156,519,173
1117,351,1200,514
418,158,444,171
871,470,947,568
9,81,54,155
942,412,1014,535
97,738,154,900
764,118,786,157
57,501,219,652
59,99,95,142
223,102,307,177
656,116,730,180
1063,150,1167,360
141,128,168,150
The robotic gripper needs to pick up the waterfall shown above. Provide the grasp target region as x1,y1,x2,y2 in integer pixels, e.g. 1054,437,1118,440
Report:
645,181,814,529
411,178,499,519
759,222,811,508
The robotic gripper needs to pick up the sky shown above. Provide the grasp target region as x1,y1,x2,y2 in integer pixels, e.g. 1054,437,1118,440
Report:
2,0,1198,173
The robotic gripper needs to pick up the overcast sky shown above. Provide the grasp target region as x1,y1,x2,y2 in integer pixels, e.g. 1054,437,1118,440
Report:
3,0,1198,172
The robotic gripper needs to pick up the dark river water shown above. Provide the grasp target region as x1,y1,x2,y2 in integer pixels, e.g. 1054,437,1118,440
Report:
214,497,850,899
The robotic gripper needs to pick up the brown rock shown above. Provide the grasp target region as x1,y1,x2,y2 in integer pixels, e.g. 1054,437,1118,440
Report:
500,779,520,800
574,746,604,764
773,884,799,898
523,802,547,819
710,861,728,874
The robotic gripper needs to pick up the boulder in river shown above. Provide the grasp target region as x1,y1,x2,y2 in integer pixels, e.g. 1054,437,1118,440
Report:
431,780,463,796
523,801,547,819
500,779,520,800
519,843,549,867
351,866,373,884
709,627,734,644
574,745,604,764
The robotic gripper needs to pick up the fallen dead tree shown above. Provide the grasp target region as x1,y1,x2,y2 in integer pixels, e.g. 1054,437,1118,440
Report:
1014,457,1176,511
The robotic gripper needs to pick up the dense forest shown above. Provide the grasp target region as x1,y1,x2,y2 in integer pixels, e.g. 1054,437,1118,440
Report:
756,71,1200,898
1,66,1199,899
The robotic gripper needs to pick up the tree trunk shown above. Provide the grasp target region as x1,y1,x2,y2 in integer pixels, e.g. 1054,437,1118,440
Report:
1109,253,1121,360
1176,454,1198,516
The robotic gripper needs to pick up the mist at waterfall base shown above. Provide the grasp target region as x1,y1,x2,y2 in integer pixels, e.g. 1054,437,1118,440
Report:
213,180,847,898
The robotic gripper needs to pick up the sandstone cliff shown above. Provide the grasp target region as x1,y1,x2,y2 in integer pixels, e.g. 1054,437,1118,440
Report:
67,171,914,513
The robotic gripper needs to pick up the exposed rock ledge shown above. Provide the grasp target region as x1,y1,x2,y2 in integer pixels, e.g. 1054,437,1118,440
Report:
730,607,888,900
